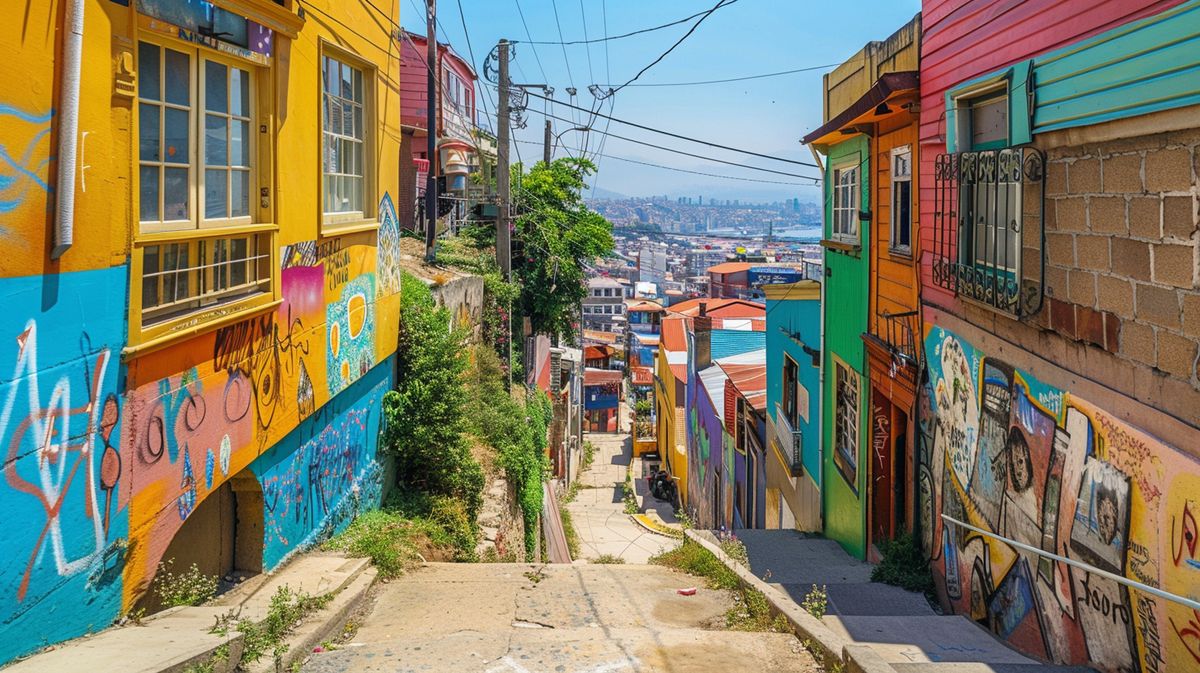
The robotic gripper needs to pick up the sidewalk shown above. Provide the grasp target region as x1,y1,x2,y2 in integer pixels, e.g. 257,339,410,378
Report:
721,530,1095,671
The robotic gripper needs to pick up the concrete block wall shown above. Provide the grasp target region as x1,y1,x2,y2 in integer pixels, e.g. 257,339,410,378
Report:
1023,127,1200,426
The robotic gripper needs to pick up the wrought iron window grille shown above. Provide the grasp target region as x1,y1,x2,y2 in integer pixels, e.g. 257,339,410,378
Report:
932,147,1046,319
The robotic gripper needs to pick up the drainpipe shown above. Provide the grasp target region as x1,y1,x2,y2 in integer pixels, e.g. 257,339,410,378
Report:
52,0,85,259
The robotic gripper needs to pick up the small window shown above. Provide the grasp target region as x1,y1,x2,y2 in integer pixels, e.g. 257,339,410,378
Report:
834,359,859,489
322,53,368,223
890,146,912,254
970,93,1008,150
782,354,799,427
140,232,272,328
832,162,859,241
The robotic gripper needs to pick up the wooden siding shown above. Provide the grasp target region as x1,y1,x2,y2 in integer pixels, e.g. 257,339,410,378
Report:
824,15,922,122
917,0,1187,309
869,118,919,342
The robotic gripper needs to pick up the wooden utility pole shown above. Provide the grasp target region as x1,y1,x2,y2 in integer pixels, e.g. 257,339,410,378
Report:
423,0,438,262
496,39,511,279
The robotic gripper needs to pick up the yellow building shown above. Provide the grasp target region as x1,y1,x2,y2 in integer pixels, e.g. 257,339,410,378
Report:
654,317,689,506
0,0,402,662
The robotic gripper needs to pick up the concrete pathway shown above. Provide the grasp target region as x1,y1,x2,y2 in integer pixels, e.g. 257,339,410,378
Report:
303,563,820,673
733,530,1094,671
566,424,673,564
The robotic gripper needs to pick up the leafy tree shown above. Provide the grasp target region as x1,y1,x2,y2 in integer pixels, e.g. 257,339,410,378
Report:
513,158,615,340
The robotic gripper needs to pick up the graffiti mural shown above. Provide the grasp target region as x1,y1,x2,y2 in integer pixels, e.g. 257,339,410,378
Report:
0,268,129,665
686,372,734,532
922,324,1200,673
253,361,390,569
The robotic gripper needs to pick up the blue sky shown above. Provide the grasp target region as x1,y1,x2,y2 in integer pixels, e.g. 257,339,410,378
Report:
401,0,920,202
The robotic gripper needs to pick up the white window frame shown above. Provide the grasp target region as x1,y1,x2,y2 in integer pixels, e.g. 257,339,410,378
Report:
321,47,373,229
137,39,257,234
834,358,859,481
890,145,913,255
831,160,859,243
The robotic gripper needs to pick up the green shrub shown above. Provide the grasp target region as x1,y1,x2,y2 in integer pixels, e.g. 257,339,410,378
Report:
560,506,581,559
650,539,739,590
592,554,625,564
323,509,434,577
235,586,332,665
154,559,218,608
871,532,934,595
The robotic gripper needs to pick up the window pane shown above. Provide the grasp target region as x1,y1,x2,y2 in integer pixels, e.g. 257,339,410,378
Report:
231,120,249,167
231,170,250,217
164,48,190,106
342,101,354,137
142,245,160,308
231,68,250,117
206,61,228,113
323,57,338,95
323,134,337,173
230,237,248,286
139,42,161,101
971,96,1008,148
323,174,334,212
353,104,363,142
894,180,911,248
353,67,363,103
349,176,362,212
329,98,344,135
341,62,353,99
164,107,189,163
164,166,189,220
139,103,160,161
206,168,228,218
205,114,228,166
140,165,159,221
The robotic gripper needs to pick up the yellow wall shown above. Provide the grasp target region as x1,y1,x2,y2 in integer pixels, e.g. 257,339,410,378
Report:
655,345,688,506
822,14,921,122
0,1,403,660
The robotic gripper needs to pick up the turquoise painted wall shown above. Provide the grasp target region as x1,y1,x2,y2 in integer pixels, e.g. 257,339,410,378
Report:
712,329,766,361
821,136,869,559
765,289,822,482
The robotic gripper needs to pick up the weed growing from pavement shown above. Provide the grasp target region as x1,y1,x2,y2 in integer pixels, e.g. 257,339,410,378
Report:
560,505,581,559
591,554,626,564
324,509,443,577
871,532,935,596
622,463,639,514
181,642,229,673
651,539,788,633
154,559,219,608
801,584,828,619
209,585,334,668
582,441,597,472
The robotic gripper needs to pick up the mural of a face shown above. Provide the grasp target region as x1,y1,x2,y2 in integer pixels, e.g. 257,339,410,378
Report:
1007,429,1033,492
1095,486,1119,546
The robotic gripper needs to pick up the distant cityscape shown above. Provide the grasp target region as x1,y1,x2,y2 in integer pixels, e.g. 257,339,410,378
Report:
588,195,823,240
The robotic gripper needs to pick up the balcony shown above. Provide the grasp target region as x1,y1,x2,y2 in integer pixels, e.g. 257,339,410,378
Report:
865,310,919,368
775,405,803,477
930,147,1046,319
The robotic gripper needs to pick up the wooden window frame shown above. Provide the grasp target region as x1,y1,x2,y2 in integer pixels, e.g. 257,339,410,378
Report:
833,356,860,490
129,25,279,355
889,145,913,256
319,42,378,234
831,160,860,244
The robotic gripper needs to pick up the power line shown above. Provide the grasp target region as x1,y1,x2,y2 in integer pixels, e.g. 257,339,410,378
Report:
578,0,594,84
549,0,576,91
600,62,841,87
607,0,735,96
529,106,822,181
515,0,742,46
517,139,816,186
523,89,819,168
511,0,549,84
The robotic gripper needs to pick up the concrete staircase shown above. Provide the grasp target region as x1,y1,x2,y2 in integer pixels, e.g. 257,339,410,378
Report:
8,553,377,673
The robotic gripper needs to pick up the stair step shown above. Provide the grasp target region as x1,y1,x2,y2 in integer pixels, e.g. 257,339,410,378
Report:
891,664,1096,672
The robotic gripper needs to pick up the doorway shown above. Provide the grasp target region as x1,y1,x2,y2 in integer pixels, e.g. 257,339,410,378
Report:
139,468,264,613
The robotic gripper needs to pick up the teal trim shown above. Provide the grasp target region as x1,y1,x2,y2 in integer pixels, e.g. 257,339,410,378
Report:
1032,0,1200,133
944,91,957,152
945,69,1030,153
1009,60,1033,145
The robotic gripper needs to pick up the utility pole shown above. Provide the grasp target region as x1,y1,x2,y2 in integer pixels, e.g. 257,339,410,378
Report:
496,39,511,280
543,119,552,164
423,0,438,263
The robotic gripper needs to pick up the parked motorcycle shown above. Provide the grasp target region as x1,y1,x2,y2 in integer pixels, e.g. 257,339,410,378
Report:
648,470,677,503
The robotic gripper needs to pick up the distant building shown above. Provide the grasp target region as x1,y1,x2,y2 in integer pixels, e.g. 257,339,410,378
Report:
583,277,629,333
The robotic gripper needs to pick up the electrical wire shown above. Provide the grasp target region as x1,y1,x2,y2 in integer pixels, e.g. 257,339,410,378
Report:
549,0,578,126
607,0,735,96
599,62,841,87
578,0,595,84
516,139,815,186
515,0,742,46
522,90,819,168
530,106,821,181
511,0,550,84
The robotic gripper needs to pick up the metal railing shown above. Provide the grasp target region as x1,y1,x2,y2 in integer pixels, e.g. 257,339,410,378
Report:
876,309,919,366
941,513,1200,612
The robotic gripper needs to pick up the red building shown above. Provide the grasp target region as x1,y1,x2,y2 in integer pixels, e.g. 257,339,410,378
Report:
397,31,490,231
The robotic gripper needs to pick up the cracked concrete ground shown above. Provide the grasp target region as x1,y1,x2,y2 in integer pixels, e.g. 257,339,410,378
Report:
303,563,820,673
567,425,673,563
